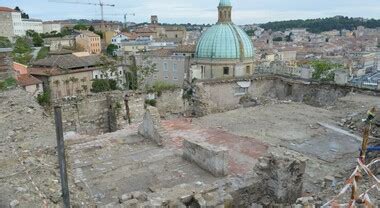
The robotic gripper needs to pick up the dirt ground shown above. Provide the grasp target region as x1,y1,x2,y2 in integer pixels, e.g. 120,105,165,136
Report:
193,92,380,204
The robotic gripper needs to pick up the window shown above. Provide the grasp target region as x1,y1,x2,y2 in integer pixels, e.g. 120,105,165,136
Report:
163,62,169,79
163,62,168,71
223,67,229,75
235,87,248,95
95,75,98,79
246,66,251,75
201,65,205,78
173,63,178,80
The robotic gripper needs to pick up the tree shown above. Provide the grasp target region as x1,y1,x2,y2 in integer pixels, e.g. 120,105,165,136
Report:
12,37,33,65
106,44,118,57
89,25,95,32
128,55,156,90
73,24,88,30
0,36,12,48
14,6,29,19
311,60,341,81
32,35,44,47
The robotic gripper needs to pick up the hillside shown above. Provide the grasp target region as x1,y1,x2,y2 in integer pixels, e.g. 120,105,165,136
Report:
260,16,380,33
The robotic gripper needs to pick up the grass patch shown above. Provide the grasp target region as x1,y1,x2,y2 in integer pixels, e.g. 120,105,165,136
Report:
0,78,17,91
36,47,49,60
146,81,178,96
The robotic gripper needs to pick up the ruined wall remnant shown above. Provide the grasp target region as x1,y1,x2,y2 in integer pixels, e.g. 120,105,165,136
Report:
183,139,228,177
191,75,356,116
156,89,185,117
57,91,145,135
138,106,168,146
253,153,306,204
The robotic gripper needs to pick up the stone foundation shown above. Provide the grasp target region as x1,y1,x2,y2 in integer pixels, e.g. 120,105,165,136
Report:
183,139,228,177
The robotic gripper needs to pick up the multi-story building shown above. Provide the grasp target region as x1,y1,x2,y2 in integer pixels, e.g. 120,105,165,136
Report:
29,53,125,99
0,7,24,41
22,18,43,34
43,22,62,33
135,48,191,87
75,31,101,54
44,35,76,51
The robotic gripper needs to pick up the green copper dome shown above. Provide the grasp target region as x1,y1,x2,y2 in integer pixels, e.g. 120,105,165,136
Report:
219,0,231,7
195,23,254,60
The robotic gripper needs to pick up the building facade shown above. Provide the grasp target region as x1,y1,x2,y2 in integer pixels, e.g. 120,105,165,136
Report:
135,49,190,87
75,31,101,54
22,18,43,34
43,22,62,33
192,0,255,80
0,7,24,40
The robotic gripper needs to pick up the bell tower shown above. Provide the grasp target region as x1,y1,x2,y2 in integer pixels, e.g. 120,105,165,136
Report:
218,0,232,23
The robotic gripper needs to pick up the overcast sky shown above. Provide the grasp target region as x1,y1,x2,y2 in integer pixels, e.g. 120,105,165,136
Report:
1,0,380,24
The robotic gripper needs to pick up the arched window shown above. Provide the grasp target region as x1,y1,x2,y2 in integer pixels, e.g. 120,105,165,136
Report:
224,11,227,19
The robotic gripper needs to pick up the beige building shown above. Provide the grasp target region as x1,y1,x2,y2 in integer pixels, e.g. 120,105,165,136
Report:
22,18,43,34
75,31,101,54
43,22,62,33
0,7,24,41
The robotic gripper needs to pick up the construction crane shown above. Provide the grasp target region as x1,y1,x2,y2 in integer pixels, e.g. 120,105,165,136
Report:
49,0,115,31
124,13,135,30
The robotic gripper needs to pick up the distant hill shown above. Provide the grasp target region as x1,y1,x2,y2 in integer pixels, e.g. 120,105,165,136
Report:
260,16,380,33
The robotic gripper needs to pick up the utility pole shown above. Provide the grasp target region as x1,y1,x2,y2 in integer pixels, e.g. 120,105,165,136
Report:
54,106,70,208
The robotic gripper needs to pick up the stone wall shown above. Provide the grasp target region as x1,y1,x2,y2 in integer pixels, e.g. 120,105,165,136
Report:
57,91,145,135
138,106,168,146
0,49,14,81
183,139,228,177
191,75,361,116
156,89,185,117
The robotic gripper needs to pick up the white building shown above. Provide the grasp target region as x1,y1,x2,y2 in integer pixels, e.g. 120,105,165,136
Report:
111,33,129,45
22,18,43,34
0,7,24,41
92,65,125,88
43,22,61,33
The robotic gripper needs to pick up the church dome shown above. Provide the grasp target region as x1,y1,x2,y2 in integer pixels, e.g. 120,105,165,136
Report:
196,23,254,60
219,0,232,7
195,0,254,60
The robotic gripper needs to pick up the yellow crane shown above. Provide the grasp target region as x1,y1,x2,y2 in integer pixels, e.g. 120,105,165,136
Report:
49,0,115,31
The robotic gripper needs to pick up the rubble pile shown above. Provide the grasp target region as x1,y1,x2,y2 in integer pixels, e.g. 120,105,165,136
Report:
0,88,93,207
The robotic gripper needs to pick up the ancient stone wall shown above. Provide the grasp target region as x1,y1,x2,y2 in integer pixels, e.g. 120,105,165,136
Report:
56,91,145,135
156,89,185,117
183,139,228,177
191,75,360,115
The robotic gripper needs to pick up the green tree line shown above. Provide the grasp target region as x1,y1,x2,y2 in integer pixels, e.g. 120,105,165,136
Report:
260,16,380,33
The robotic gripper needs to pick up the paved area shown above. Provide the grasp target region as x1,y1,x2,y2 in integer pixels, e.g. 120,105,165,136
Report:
161,119,269,175
66,126,218,206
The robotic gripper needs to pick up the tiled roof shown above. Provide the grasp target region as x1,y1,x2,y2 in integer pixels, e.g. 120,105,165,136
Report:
17,74,42,86
0,7,18,13
174,45,196,53
32,54,101,69
147,49,174,57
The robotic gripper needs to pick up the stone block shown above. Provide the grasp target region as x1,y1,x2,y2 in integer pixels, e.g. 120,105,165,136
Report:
183,139,228,177
138,107,165,146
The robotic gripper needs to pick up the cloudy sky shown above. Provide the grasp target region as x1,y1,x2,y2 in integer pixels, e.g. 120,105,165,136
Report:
1,0,380,24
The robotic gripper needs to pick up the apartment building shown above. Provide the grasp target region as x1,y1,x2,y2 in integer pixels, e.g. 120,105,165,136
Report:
0,7,24,40
75,31,101,54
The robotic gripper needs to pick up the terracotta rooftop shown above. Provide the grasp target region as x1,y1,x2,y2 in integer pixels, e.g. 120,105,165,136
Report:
17,74,42,87
32,54,101,69
0,7,18,13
